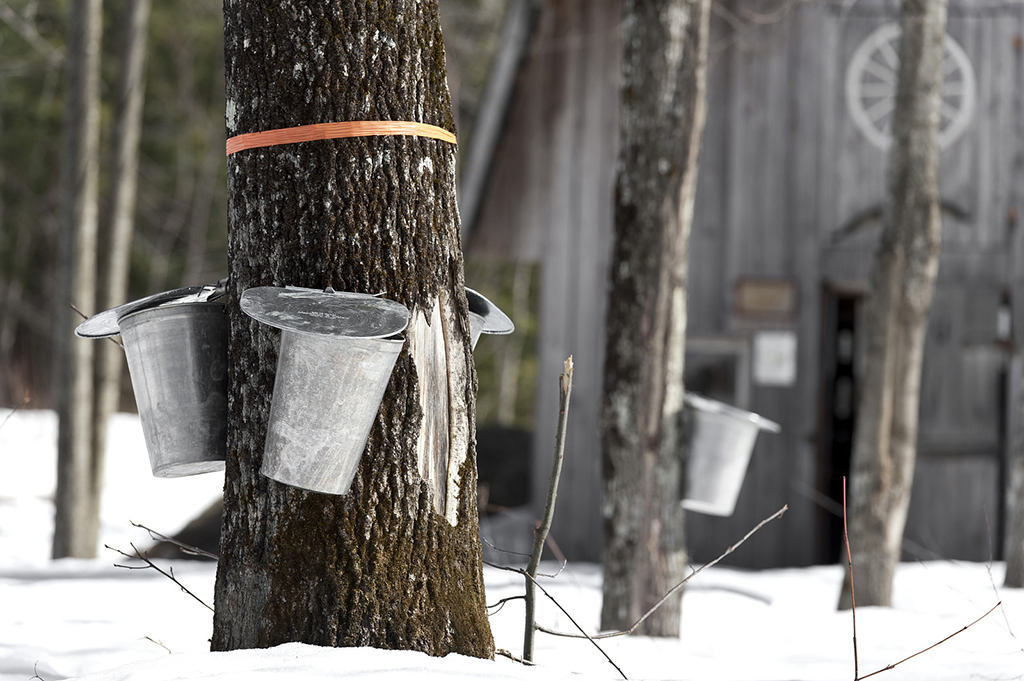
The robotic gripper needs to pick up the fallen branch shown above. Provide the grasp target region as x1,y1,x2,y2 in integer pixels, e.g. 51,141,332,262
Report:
106,543,214,612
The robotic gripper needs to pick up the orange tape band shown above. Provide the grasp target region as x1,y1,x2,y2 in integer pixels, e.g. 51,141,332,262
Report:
225,121,457,155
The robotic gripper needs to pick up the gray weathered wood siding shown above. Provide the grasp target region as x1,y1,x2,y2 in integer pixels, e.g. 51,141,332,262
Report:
469,0,1024,567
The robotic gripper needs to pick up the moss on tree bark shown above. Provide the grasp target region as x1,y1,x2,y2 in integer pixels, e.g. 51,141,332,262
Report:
212,0,493,656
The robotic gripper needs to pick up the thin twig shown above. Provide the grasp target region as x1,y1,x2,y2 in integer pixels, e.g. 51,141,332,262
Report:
495,648,533,665
106,543,214,612
983,507,1023,653
482,535,532,560
68,302,122,347
524,356,573,663
144,636,171,654
858,602,1002,681
131,520,219,560
533,504,788,640
488,595,525,615
523,569,627,679
844,477,859,681
0,392,30,431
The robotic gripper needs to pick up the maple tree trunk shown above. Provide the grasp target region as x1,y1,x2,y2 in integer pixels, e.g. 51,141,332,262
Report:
211,0,493,656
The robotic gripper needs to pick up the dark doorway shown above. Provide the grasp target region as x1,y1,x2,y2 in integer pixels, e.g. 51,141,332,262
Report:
817,290,861,564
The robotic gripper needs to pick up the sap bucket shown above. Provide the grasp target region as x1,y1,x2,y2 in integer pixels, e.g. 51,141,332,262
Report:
240,286,410,495
465,287,514,349
682,392,781,517
74,282,228,477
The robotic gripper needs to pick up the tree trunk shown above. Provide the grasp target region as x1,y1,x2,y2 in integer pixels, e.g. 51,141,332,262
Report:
53,0,103,560
212,0,494,657
600,0,710,637
839,0,947,609
91,0,152,540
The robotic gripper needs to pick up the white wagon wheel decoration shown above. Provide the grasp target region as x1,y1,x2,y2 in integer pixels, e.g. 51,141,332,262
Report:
845,22,975,150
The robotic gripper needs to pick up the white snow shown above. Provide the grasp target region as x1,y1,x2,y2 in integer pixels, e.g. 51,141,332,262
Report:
1,407,1023,680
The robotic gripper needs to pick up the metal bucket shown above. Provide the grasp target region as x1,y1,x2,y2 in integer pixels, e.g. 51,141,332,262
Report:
118,302,228,477
241,286,410,495
682,393,780,516
261,331,404,495
466,288,514,349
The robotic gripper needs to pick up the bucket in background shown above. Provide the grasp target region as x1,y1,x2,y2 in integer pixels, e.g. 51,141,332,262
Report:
117,301,228,477
241,286,410,495
682,392,780,517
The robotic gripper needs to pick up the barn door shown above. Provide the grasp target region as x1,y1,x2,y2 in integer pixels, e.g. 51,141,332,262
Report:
817,289,862,564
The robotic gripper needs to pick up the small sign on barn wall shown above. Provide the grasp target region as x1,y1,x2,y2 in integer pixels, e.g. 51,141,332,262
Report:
734,277,798,321
753,330,798,387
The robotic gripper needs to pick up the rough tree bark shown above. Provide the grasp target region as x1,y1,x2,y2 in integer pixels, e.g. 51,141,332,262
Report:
90,0,152,542
600,0,710,637
839,0,948,609
53,0,103,560
212,1,494,656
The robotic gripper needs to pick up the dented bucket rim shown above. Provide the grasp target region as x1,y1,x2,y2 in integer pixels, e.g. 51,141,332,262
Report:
240,286,410,339
465,288,514,335
684,392,781,433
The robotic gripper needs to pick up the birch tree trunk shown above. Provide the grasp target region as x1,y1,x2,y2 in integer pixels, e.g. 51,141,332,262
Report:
839,0,947,609
212,0,494,656
53,0,103,560
600,0,710,637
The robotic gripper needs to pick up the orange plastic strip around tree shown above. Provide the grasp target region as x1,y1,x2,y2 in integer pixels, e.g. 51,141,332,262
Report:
225,121,457,155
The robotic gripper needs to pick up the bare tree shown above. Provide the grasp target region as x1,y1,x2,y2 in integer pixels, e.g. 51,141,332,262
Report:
211,0,493,655
53,0,103,560
600,0,710,636
90,0,152,546
839,0,948,609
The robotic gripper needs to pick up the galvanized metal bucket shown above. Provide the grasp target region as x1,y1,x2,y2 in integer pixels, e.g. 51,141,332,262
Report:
241,286,410,495
682,392,780,517
117,301,228,477
466,288,514,349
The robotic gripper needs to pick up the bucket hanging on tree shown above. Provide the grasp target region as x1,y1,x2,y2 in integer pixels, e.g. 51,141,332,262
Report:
240,286,410,496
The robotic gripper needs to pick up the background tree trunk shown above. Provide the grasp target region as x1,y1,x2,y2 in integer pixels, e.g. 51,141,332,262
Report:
839,0,947,609
600,0,710,637
52,0,103,560
212,0,493,656
90,0,152,541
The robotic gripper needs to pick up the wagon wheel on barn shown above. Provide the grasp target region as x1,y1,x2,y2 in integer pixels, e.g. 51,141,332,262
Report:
845,22,975,150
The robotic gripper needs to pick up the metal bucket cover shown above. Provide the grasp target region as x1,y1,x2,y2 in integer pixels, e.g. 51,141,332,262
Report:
466,288,514,335
240,287,409,338
75,280,227,338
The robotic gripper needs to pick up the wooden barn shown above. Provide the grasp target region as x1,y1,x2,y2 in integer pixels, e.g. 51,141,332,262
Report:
464,0,1024,567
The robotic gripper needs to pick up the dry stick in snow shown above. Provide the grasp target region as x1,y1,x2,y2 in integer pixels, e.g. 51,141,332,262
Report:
523,355,573,663
106,542,214,612
842,477,1000,680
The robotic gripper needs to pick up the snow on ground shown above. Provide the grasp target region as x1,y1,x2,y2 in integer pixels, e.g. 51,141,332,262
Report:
1,408,1023,680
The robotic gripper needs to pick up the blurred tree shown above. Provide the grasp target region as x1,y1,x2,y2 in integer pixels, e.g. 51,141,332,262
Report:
600,0,710,636
839,0,948,609
211,0,493,655
52,0,102,559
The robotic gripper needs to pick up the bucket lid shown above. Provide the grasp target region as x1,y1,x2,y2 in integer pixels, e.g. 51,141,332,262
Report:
684,392,782,433
465,288,514,335
75,280,227,338
240,286,410,339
